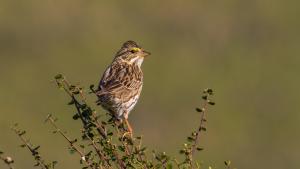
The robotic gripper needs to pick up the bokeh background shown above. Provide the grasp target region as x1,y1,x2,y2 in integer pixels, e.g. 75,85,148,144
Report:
1,0,300,168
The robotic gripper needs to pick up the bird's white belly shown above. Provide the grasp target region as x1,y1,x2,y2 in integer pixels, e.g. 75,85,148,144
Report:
126,94,140,113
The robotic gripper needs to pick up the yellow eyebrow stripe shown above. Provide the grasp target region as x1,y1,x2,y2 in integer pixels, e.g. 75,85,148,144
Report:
131,47,141,52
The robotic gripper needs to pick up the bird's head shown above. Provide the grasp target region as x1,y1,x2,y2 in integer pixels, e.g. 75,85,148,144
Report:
114,40,151,67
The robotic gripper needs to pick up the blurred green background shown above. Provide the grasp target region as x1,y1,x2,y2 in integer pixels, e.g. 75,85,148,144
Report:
1,0,300,168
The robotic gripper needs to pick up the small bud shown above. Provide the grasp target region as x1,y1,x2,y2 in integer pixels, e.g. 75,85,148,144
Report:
5,157,14,164
202,95,208,100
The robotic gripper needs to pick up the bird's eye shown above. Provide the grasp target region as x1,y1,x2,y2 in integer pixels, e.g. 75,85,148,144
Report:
130,48,140,53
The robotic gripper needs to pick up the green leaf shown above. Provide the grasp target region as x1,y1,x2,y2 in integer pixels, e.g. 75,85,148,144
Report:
207,88,214,95
204,88,213,95
20,144,26,148
224,160,231,166
19,130,26,136
196,147,204,151
52,161,58,166
107,131,113,136
33,145,40,151
187,137,195,142
208,101,215,105
202,95,208,100
69,147,76,154
55,74,63,80
167,163,173,169
72,114,80,120
70,139,77,144
89,84,95,89
140,147,147,152
118,145,125,152
57,82,63,89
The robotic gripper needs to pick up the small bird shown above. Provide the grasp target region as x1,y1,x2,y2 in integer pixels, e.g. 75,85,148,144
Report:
96,40,150,134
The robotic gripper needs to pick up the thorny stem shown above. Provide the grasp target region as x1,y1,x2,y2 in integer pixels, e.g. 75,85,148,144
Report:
12,128,48,169
91,112,108,139
110,144,126,169
134,137,148,169
188,90,214,169
55,78,88,126
53,76,221,169
55,77,127,168
83,132,111,168
55,77,107,139
46,115,95,169
191,101,208,156
114,126,131,156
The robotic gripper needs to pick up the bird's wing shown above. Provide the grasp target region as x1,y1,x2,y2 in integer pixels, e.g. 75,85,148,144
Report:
97,62,142,96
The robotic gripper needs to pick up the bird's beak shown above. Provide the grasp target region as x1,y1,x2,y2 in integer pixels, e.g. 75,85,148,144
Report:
141,50,151,57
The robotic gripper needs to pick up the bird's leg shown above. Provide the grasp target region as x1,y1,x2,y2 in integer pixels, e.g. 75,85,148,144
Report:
122,112,133,138
124,118,133,135
122,119,133,139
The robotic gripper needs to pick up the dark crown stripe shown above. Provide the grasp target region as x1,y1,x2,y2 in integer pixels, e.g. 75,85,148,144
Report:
122,40,140,48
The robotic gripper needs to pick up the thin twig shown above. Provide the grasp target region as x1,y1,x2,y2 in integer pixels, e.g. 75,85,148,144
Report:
191,101,209,156
114,125,131,156
56,77,107,139
83,132,111,168
12,128,48,169
46,115,95,169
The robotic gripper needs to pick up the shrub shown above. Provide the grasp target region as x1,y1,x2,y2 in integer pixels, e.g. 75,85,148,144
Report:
2,75,234,169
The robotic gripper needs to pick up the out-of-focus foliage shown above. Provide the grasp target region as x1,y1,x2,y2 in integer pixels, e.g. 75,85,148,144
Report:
0,1,299,169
